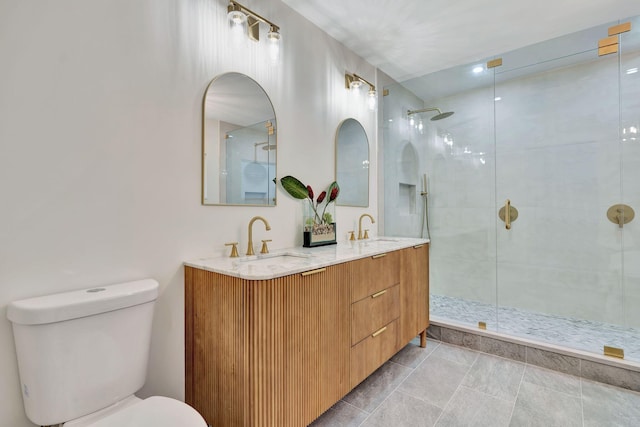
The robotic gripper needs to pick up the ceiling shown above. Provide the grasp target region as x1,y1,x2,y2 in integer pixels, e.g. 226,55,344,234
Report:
283,0,640,89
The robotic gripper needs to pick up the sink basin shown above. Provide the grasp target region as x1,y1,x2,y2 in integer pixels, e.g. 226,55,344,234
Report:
361,238,399,243
236,252,312,266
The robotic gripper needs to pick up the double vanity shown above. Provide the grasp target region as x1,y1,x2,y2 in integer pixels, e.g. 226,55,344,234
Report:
184,237,429,426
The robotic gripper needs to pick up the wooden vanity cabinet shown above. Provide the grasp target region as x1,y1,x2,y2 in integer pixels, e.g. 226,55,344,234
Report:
185,264,350,427
185,243,429,426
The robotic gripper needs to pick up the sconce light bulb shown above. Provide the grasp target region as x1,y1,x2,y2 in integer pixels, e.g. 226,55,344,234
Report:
349,80,364,91
228,10,247,26
409,117,415,126
418,120,424,131
267,30,281,63
368,89,376,110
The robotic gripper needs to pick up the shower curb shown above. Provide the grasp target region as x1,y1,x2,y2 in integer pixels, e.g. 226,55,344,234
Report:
428,319,640,392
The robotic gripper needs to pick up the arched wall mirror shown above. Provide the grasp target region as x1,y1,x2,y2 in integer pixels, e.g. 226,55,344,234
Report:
335,118,369,207
202,72,277,206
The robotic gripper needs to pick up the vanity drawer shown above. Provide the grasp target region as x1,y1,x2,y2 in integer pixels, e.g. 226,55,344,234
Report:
350,319,399,388
351,284,400,346
350,250,401,303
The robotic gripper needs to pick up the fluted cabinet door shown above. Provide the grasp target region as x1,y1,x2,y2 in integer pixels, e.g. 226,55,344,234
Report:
400,244,430,344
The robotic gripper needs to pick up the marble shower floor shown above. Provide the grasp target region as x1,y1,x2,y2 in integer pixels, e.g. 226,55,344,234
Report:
431,294,640,362
311,338,640,427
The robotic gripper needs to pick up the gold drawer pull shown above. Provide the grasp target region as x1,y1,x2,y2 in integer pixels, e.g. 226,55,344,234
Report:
371,254,387,259
372,326,387,338
301,268,326,277
413,244,424,249
371,289,387,299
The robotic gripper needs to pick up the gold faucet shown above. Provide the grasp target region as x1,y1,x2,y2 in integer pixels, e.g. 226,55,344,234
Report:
358,214,375,240
246,216,271,255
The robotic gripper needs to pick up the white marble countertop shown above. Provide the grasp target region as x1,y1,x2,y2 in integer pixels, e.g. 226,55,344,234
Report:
184,237,429,280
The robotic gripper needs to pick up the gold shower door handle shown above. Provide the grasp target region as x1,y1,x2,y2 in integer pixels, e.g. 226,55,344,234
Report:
498,199,519,230
505,200,511,229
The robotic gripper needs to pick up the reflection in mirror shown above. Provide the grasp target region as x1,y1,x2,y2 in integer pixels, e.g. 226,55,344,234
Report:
202,72,277,205
335,118,369,207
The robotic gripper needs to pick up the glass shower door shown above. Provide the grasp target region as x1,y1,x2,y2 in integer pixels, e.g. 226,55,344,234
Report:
494,22,626,357
620,16,640,361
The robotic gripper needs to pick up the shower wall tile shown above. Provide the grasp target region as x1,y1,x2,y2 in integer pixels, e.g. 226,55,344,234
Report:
624,276,640,329
525,347,581,376
495,140,621,213
429,207,495,262
495,56,619,151
430,257,496,305
497,262,623,324
581,359,640,392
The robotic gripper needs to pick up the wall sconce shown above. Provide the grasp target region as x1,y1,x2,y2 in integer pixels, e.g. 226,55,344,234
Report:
345,72,376,111
227,0,281,63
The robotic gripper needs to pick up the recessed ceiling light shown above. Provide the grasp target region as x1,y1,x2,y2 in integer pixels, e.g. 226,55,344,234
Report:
627,67,638,75
473,66,484,74
494,97,502,101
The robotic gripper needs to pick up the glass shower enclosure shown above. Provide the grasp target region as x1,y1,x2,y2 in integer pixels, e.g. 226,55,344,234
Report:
382,16,640,361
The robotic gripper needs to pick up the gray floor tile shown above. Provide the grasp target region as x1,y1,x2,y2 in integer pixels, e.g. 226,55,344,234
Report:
522,365,581,397
461,353,525,402
509,381,582,427
390,338,439,368
342,361,413,413
310,400,369,427
582,379,640,427
430,342,479,367
362,391,442,427
435,386,513,427
396,354,470,408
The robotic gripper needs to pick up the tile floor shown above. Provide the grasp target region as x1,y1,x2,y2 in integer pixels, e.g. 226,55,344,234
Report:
310,338,640,427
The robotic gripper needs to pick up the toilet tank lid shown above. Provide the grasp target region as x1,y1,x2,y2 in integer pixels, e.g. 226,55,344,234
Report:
7,279,159,325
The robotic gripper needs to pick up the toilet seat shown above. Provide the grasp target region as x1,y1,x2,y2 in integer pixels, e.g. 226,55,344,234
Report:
64,396,207,427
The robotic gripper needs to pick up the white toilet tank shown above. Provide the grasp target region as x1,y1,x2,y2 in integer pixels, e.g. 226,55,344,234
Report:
7,279,159,426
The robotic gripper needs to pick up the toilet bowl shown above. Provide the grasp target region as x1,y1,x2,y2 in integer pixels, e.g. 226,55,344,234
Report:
7,279,207,427
63,396,206,427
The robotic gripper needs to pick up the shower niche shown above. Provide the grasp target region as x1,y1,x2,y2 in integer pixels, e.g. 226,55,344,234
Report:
397,183,416,216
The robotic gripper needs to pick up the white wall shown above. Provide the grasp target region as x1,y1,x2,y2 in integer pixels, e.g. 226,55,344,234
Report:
0,1,377,425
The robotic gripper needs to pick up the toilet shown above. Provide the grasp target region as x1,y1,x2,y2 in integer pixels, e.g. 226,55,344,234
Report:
7,279,207,427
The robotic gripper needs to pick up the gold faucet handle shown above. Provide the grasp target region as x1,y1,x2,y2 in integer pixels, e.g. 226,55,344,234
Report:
348,231,356,241
225,242,239,258
363,229,369,239
260,239,272,254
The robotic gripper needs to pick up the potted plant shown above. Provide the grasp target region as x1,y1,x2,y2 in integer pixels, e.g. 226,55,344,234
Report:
280,176,340,247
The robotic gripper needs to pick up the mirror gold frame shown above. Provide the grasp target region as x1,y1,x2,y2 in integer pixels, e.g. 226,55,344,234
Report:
202,72,277,206
335,118,370,207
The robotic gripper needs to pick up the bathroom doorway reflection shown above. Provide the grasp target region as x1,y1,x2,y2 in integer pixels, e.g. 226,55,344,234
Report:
381,15,640,361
